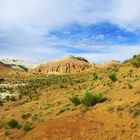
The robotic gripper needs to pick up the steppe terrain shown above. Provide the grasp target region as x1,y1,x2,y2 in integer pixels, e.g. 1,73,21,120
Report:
0,55,140,140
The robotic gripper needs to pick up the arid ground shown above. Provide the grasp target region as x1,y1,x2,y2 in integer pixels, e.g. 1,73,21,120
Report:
0,55,140,140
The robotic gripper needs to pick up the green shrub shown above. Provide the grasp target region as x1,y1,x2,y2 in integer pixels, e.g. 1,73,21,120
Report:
7,119,19,128
23,122,33,132
81,91,106,107
21,113,31,119
69,95,81,106
108,73,117,82
93,73,98,80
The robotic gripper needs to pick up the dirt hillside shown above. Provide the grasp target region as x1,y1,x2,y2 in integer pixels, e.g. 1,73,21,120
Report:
32,56,93,74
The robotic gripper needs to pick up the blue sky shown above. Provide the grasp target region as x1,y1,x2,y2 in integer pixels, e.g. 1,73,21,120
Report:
0,0,140,63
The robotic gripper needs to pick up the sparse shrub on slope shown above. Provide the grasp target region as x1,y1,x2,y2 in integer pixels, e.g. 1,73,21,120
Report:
124,54,140,68
69,95,81,106
108,73,117,82
93,73,98,80
23,122,33,132
21,113,31,119
7,119,19,128
81,91,107,107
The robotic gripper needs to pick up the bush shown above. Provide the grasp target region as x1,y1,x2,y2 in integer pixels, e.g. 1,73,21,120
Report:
131,54,140,68
69,95,81,106
108,73,117,82
93,73,98,80
21,113,31,119
23,122,33,132
7,119,19,128
81,91,106,107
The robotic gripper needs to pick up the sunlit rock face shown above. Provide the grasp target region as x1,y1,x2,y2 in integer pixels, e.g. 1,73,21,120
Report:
0,59,33,71
31,56,93,74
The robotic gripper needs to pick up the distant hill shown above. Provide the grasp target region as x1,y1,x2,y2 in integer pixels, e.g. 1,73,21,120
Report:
124,54,140,68
95,60,121,68
31,56,93,74
0,61,15,72
0,59,33,71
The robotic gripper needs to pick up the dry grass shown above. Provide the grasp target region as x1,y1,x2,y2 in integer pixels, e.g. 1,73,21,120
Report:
0,64,140,139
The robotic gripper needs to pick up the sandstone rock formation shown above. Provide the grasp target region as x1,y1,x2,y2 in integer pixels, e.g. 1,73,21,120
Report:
32,56,93,74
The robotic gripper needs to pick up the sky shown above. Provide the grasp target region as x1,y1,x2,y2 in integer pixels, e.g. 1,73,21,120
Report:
0,0,140,63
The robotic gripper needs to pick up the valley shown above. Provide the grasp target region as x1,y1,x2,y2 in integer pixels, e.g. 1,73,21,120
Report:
0,55,140,140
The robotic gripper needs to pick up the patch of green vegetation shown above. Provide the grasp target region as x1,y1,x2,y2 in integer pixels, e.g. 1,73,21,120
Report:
69,91,107,108
23,122,33,132
21,113,31,119
81,91,107,107
18,74,75,99
7,119,19,128
108,73,117,82
93,73,98,80
69,95,81,106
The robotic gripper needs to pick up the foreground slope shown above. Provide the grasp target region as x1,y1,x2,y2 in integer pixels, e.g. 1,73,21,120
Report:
0,55,140,140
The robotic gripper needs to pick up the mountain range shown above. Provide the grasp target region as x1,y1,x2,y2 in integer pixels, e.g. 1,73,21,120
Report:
0,56,121,74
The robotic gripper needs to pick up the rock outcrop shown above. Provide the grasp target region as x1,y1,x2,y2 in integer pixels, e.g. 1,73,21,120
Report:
0,59,33,71
31,56,92,74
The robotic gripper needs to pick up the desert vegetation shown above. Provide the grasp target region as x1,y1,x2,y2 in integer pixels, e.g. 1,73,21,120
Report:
0,55,140,140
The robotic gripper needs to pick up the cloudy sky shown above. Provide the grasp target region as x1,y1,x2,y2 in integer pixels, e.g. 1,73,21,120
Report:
0,0,140,63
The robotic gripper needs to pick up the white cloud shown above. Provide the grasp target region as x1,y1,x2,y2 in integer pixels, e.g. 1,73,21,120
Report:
0,0,140,30
0,0,140,62
77,45,140,63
